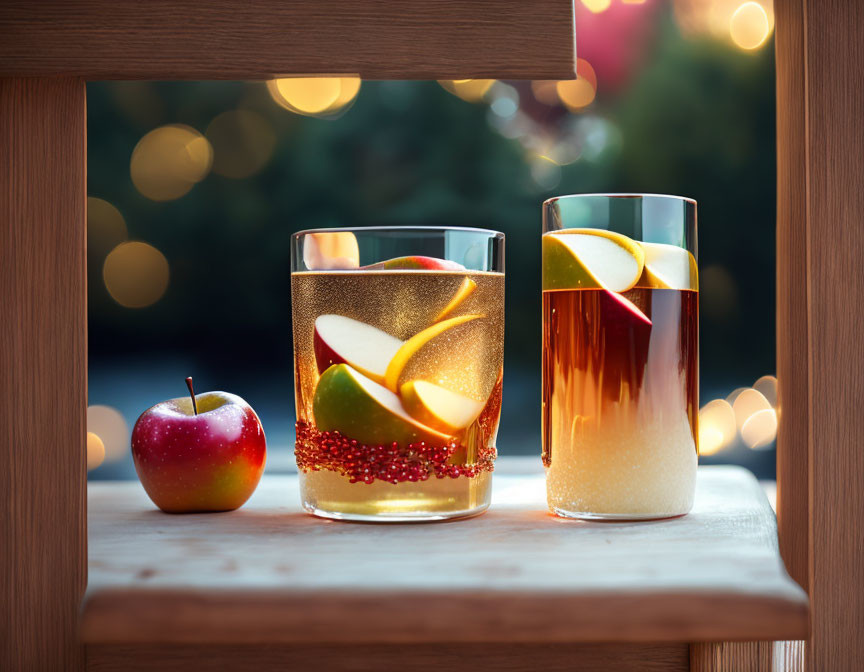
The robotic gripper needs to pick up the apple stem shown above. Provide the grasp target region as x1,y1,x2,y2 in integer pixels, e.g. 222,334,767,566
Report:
185,377,198,416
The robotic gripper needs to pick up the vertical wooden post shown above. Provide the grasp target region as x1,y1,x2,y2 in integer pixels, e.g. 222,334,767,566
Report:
774,0,809,595
0,78,87,671
776,0,864,669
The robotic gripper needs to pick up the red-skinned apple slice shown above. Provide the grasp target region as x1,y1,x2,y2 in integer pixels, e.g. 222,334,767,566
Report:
598,289,652,401
313,364,452,446
363,256,466,271
314,315,403,385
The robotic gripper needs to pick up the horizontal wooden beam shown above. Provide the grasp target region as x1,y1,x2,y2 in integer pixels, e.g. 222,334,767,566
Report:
0,0,575,80
87,643,689,672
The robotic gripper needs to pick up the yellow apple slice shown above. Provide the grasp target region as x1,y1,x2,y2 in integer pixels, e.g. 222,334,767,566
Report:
637,242,698,290
302,231,360,270
401,380,485,434
384,314,482,392
542,229,644,292
435,277,477,321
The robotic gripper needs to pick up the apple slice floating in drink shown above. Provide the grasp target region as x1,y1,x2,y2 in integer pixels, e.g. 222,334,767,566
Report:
313,363,452,446
637,242,698,290
542,229,645,292
384,313,483,392
435,277,477,321
302,231,360,270
363,256,466,271
313,315,403,385
401,380,485,434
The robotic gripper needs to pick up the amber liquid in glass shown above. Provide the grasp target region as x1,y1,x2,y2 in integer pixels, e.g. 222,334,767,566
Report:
292,270,504,520
542,287,698,518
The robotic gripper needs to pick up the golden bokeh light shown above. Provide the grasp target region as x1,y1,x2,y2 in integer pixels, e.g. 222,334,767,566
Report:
130,125,213,201
725,386,748,405
531,81,560,106
699,425,726,456
753,374,778,408
732,388,772,431
438,79,496,103
582,0,611,13
741,408,778,449
730,1,771,50
674,0,774,45
206,110,277,180
557,59,597,111
699,399,737,455
87,432,106,471
87,197,128,260
103,241,170,309
87,405,129,462
267,77,361,117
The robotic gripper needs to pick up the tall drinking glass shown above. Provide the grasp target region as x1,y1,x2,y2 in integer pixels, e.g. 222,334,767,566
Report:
291,227,505,521
542,194,698,520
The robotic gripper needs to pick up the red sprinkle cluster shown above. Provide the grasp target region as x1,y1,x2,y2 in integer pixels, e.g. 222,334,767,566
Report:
295,421,496,485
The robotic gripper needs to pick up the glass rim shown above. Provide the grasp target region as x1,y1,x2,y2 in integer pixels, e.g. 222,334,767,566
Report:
543,193,697,207
292,225,505,239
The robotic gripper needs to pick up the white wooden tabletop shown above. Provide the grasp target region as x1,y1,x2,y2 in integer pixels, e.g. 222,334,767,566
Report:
83,463,808,644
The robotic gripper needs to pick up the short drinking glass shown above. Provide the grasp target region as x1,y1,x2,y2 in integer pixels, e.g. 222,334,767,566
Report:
291,227,505,521
542,194,698,520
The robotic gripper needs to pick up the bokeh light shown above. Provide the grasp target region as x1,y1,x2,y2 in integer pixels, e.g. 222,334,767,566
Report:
726,386,748,405
556,59,598,111
699,399,737,455
438,79,496,103
206,110,276,179
582,0,611,13
753,374,778,408
730,2,771,50
267,77,361,117
103,242,170,308
531,80,560,106
732,387,772,430
741,408,778,449
130,125,213,201
673,0,774,48
87,197,127,260
87,432,106,471
87,405,129,462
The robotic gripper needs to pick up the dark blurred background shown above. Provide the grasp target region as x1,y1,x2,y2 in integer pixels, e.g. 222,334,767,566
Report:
87,0,779,480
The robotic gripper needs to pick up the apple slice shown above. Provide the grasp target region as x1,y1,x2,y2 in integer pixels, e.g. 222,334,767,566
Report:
383,314,483,392
364,256,466,271
313,364,452,446
401,380,485,434
598,289,652,400
543,229,645,292
435,277,477,321
302,232,360,270
637,242,698,290
314,315,403,385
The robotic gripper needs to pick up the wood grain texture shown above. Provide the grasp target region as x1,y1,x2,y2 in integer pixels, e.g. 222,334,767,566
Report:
0,0,576,80
690,642,771,672
82,467,807,645
801,0,864,669
86,643,688,672
774,0,809,594
0,78,87,670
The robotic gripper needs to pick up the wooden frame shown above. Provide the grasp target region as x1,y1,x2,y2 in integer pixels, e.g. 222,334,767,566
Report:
1,0,861,669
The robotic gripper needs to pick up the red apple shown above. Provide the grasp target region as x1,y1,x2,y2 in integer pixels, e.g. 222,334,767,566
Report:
313,314,402,384
363,256,465,271
131,378,266,513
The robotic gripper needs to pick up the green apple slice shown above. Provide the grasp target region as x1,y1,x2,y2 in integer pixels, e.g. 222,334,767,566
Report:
542,229,645,292
638,242,698,290
313,363,452,446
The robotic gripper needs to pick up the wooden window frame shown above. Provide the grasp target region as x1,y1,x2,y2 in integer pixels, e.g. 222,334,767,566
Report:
1,1,861,670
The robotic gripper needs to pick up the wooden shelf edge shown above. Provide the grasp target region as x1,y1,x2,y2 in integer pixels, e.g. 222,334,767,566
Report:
80,586,808,646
